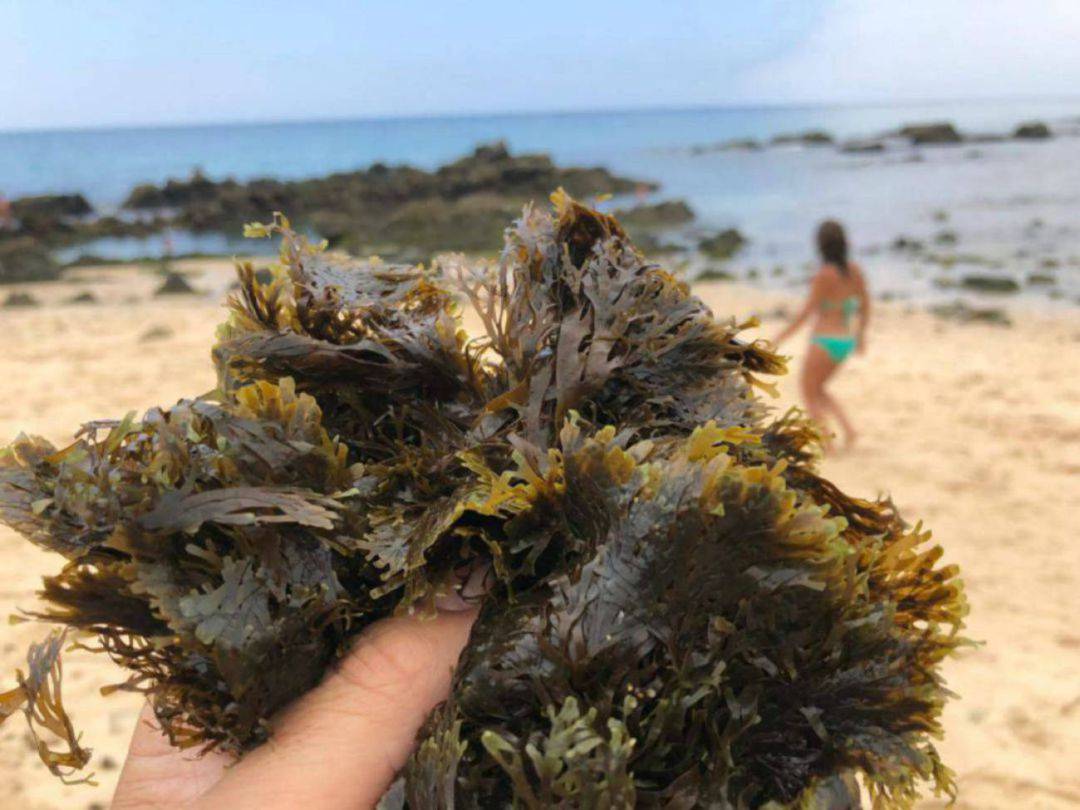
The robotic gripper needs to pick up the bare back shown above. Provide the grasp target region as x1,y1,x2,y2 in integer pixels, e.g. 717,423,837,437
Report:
808,262,867,336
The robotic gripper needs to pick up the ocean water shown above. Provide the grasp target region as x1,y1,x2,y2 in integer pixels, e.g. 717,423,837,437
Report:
3,99,1080,302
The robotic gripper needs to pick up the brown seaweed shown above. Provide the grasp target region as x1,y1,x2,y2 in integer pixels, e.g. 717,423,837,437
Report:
0,630,93,783
0,193,966,808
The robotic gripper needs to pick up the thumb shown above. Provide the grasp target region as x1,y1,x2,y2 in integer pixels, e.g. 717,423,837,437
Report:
197,608,477,810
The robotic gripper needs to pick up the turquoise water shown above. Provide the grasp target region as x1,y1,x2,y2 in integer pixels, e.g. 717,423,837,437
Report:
4,99,1080,301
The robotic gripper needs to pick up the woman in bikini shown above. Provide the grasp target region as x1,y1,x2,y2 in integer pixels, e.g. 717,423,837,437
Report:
774,220,869,450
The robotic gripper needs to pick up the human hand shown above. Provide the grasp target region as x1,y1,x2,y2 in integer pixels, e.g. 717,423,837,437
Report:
112,608,477,810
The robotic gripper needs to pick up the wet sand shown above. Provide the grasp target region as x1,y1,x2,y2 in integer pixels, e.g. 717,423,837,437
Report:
1,259,1077,809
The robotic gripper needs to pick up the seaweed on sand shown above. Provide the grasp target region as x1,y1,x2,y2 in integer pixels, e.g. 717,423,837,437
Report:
0,192,966,808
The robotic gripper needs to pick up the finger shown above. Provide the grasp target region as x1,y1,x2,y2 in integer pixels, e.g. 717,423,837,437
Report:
112,702,232,810
198,608,477,810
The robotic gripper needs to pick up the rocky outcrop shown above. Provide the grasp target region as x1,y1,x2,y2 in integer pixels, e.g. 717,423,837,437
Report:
11,194,93,221
1013,121,1052,140
613,200,694,229
124,143,650,222
897,122,963,145
698,229,747,260
890,235,924,252
7,194,94,240
0,237,61,284
840,139,886,154
960,274,1019,294
770,130,834,146
118,143,656,256
690,138,762,154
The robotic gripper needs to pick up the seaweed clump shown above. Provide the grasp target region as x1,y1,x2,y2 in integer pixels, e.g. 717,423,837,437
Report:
0,192,966,807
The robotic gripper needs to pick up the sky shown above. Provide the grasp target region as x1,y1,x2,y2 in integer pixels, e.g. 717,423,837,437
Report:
3,0,1080,131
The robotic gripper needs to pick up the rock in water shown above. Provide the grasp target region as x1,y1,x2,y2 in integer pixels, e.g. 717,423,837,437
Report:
897,121,963,145
699,227,748,259
0,195,966,807
119,143,655,256
690,138,763,154
770,130,834,146
1013,121,1052,140
840,139,886,154
960,274,1020,294
11,193,93,220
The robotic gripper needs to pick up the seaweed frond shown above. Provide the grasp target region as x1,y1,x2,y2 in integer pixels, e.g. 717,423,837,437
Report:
0,194,966,808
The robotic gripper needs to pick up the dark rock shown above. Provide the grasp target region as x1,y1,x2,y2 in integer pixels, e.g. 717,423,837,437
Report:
691,139,762,154
839,139,886,154
2,291,40,308
119,144,656,256
929,301,1011,326
154,272,197,296
770,130,834,146
959,274,1019,294
890,236,924,253
632,234,686,254
124,168,220,209
377,194,522,254
65,291,98,304
11,193,93,221
63,254,113,268
1013,121,1052,140
8,194,93,241
897,122,963,145
698,229,747,260
695,267,736,282
613,200,694,231
140,325,174,342
0,237,61,283
78,215,166,240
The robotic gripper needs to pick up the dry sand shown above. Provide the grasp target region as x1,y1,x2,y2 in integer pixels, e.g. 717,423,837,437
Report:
0,259,1077,809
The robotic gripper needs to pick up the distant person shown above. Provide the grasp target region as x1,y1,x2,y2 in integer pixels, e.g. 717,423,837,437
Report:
774,221,869,450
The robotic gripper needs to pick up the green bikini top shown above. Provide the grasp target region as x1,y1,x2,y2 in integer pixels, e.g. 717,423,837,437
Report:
821,295,860,327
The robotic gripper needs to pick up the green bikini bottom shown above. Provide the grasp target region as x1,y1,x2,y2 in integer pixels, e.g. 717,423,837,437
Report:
812,335,857,363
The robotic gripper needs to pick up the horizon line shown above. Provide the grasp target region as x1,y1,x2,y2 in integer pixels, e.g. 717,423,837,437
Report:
3,92,1080,137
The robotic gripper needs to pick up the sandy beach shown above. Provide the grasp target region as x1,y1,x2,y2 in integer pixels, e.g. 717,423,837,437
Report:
0,259,1077,809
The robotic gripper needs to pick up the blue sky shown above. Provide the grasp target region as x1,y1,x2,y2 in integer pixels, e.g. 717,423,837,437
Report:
3,0,1080,131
